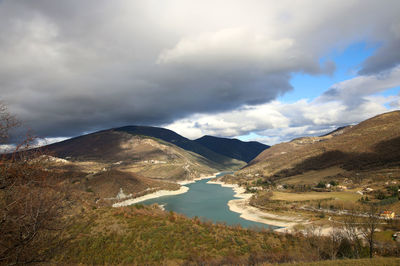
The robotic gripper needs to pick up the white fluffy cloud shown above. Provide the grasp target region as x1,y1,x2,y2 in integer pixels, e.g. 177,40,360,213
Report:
319,66,400,106
166,69,400,144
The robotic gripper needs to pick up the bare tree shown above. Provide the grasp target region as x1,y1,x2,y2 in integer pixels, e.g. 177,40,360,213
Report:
327,225,343,260
361,204,380,259
0,103,18,144
303,224,324,260
0,103,67,264
342,208,362,258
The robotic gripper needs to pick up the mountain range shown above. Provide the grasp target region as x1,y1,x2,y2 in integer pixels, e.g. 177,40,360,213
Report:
45,125,270,173
36,110,400,204
40,125,269,200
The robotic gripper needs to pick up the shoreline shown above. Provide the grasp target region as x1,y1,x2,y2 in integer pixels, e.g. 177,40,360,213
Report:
177,172,221,185
113,172,325,234
112,186,189,207
207,180,304,230
113,172,221,207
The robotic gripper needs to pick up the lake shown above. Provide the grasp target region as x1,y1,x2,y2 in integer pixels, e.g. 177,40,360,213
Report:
139,173,278,229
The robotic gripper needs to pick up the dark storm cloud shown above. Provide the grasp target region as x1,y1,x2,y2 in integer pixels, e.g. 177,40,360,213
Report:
0,0,299,137
0,0,399,139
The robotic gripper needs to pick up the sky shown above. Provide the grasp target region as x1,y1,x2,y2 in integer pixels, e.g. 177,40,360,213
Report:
0,0,400,146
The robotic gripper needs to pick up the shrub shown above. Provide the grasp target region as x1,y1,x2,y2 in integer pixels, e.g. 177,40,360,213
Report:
316,181,326,188
329,180,338,186
375,190,386,200
374,197,398,206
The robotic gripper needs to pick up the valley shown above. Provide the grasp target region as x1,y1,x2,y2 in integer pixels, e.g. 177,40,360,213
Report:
40,112,400,238
37,126,257,209
35,111,400,238
2,111,400,265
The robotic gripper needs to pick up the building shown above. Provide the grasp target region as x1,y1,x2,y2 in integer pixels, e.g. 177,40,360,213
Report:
393,232,400,242
380,211,395,219
364,187,374,193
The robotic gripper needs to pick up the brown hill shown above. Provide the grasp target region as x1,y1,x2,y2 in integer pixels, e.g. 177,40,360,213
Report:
43,129,245,181
235,110,400,184
114,125,249,168
36,126,246,206
85,169,179,200
52,168,179,206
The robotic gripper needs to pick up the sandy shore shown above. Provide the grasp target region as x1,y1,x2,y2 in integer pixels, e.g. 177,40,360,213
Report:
177,172,221,185
113,172,220,207
207,179,306,230
112,186,189,207
275,224,335,236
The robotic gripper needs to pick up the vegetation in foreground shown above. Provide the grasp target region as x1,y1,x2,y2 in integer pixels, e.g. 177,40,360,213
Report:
277,257,400,266
50,205,399,265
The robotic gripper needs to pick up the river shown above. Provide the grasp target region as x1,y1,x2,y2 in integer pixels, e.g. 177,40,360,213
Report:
139,173,278,229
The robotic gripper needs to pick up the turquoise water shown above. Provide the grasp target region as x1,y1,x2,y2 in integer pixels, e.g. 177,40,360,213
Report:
139,173,278,230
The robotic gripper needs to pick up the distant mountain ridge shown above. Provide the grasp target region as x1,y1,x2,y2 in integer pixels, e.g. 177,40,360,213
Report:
45,129,242,174
194,135,269,163
42,125,273,180
114,126,248,167
42,125,268,167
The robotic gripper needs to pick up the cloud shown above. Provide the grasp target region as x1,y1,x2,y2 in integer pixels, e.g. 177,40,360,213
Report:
167,96,395,144
166,71,400,144
0,0,399,139
0,137,67,153
319,66,400,106
165,97,393,144
157,27,329,74
359,41,400,75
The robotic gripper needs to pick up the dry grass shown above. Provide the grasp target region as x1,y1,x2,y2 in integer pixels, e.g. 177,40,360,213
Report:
53,206,400,265
274,257,400,266
279,167,346,185
270,191,361,202
375,230,396,242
